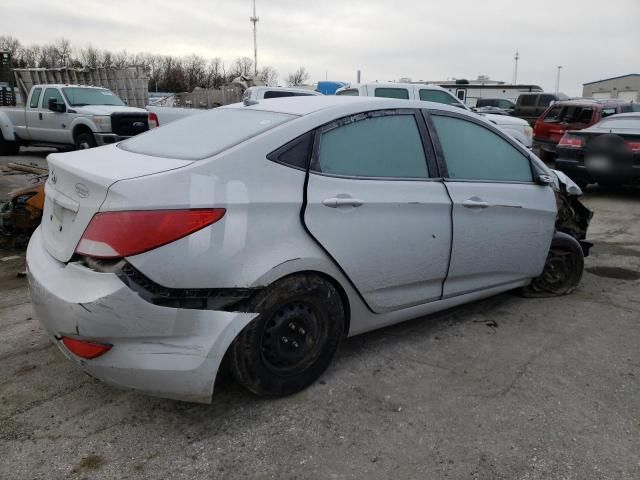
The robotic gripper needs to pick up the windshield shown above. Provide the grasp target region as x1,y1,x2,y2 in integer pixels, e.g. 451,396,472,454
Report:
120,108,296,160
62,88,125,107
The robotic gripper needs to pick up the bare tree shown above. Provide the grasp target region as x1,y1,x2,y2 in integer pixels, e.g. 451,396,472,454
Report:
80,45,101,68
286,66,309,87
54,38,71,66
230,56,254,79
112,50,130,69
258,65,278,86
0,35,21,57
205,57,223,88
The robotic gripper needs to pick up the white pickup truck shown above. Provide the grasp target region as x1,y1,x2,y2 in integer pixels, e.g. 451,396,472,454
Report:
336,83,534,148
0,84,157,155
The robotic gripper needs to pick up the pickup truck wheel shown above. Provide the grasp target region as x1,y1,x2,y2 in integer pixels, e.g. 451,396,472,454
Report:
228,274,345,397
0,133,19,156
521,235,584,297
75,132,97,150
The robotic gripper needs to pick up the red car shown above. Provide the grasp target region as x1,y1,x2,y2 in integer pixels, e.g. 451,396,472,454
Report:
533,99,636,161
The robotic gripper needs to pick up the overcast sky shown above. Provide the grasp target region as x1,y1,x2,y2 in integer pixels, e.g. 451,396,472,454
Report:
4,0,640,95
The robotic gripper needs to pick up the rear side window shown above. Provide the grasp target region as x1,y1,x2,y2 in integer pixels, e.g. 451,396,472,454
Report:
317,113,428,178
432,115,532,182
519,95,537,107
267,132,313,170
120,108,295,160
419,89,463,107
336,89,359,96
29,88,42,108
543,106,563,122
263,90,314,99
374,88,410,100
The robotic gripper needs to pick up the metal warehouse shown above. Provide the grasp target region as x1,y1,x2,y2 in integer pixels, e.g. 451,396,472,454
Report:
582,73,640,102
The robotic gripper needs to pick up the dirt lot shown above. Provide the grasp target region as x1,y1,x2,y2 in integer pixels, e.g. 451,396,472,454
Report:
1,150,639,479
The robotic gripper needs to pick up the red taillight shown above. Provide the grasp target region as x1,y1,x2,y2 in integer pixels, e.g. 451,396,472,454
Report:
627,141,640,153
558,133,584,148
62,337,112,359
75,209,225,259
148,112,159,128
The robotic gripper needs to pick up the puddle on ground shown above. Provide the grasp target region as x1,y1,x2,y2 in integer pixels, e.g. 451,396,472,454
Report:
586,266,640,281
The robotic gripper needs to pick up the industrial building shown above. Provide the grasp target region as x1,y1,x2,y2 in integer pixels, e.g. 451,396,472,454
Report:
582,74,640,102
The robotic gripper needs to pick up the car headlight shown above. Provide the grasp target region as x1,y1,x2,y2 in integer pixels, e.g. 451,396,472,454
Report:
92,116,112,132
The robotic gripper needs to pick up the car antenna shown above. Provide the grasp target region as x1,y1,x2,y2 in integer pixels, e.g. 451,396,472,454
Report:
244,98,259,106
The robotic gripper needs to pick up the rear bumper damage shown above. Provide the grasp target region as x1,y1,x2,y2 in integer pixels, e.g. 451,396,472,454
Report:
26,227,257,403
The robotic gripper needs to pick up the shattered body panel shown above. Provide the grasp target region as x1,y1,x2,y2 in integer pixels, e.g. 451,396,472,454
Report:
1,179,45,248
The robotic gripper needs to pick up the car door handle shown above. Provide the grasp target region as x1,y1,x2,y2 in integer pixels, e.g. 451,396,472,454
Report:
462,199,489,209
322,197,364,208
39,113,43,120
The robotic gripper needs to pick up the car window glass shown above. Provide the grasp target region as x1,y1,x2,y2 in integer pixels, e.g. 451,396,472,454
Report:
597,117,640,129
336,89,359,96
574,107,593,124
601,108,617,118
374,88,410,100
543,106,563,122
30,88,42,108
419,89,462,107
317,114,428,178
539,95,555,106
432,115,532,182
498,100,513,108
42,88,64,107
268,132,314,169
519,95,536,107
263,90,314,99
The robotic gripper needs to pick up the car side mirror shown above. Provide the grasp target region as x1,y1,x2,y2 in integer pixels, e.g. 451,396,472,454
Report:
48,98,66,113
536,173,554,185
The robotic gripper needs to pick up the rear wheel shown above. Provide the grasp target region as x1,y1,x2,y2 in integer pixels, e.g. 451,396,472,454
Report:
522,235,584,297
229,274,345,397
75,131,97,150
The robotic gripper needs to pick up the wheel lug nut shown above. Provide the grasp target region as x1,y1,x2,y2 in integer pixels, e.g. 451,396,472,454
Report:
298,328,306,335
292,341,299,349
289,322,296,331
281,336,289,344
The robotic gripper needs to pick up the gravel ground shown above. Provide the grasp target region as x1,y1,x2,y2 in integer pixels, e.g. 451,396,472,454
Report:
1,150,639,479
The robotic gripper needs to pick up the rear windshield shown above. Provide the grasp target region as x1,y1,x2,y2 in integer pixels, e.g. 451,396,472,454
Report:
544,105,594,125
597,117,640,129
120,108,296,160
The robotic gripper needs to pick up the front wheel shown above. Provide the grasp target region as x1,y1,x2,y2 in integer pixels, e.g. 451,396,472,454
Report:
75,131,97,150
228,274,345,397
522,234,584,297
0,132,19,156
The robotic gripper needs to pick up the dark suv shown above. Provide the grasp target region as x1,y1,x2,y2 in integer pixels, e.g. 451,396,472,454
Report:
533,99,636,161
514,93,568,126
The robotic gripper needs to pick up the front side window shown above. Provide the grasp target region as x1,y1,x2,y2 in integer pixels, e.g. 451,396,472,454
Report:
543,106,563,123
30,88,42,108
42,88,64,108
317,113,428,178
519,95,537,107
539,94,556,106
432,115,532,182
374,88,410,100
419,89,463,107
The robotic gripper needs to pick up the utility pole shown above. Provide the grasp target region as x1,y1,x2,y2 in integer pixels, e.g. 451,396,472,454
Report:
555,65,562,94
513,51,519,84
250,0,259,76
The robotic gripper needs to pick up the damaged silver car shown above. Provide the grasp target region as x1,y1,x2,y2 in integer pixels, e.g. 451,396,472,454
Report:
27,96,592,403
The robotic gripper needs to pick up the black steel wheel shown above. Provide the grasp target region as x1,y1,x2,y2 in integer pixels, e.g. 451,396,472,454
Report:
75,131,97,150
522,234,584,297
229,274,345,397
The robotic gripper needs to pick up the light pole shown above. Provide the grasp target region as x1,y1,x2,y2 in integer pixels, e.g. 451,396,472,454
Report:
250,0,259,76
555,66,562,94
513,51,519,84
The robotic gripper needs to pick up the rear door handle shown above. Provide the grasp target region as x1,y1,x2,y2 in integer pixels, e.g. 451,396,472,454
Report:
462,199,489,209
322,197,364,208
39,112,43,120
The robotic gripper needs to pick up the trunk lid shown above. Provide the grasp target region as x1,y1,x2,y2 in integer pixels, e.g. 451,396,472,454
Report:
42,145,192,262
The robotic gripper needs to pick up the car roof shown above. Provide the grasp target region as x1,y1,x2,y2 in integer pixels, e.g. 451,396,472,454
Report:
553,98,630,107
249,86,321,95
223,95,468,117
344,82,451,93
32,84,108,89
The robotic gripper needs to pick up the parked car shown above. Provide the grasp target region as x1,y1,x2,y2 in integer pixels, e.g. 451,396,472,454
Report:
0,84,158,154
243,86,322,101
514,92,569,126
555,113,640,188
27,96,590,403
533,99,635,162
336,83,533,148
475,98,516,114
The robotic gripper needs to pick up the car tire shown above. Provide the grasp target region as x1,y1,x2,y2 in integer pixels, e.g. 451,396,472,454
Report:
75,131,97,150
228,274,345,397
0,132,20,156
521,234,584,297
